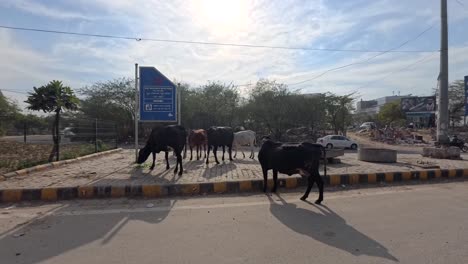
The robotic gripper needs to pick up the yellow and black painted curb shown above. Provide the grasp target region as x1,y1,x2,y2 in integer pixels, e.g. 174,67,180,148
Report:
1,148,123,179
1,168,467,203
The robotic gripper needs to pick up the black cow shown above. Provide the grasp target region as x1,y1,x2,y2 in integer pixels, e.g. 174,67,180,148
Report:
258,139,326,204
206,126,234,164
137,125,187,175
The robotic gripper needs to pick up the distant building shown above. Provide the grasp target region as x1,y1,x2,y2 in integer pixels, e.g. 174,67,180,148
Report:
356,95,409,115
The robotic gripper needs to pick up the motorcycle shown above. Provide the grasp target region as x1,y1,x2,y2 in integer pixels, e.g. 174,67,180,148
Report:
448,136,468,152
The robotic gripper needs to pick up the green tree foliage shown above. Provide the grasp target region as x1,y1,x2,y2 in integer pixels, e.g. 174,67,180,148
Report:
377,101,405,126
79,77,354,142
323,93,355,134
80,78,135,140
181,82,240,129
0,91,20,136
25,80,79,161
447,80,465,127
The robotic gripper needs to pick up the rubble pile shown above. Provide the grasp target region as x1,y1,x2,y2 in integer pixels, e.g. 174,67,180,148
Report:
356,126,434,146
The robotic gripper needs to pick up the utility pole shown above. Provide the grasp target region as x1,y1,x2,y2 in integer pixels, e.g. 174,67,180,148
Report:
135,63,139,162
437,0,449,144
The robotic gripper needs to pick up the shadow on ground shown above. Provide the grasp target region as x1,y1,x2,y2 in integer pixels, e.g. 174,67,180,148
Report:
0,177,176,264
268,194,398,262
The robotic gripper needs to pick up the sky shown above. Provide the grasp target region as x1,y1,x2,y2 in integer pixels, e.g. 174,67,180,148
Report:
1,0,468,110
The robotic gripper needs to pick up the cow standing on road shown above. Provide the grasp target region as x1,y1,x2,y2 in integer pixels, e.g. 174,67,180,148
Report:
137,125,187,175
187,129,208,161
206,126,234,164
233,130,256,159
258,138,326,204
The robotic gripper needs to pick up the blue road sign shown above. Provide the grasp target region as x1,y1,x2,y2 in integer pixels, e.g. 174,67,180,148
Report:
139,67,177,122
465,76,468,116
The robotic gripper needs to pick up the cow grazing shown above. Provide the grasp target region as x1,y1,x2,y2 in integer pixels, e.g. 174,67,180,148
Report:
137,125,187,175
187,129,208,161
206,126,234,164
233,130,257,159
258,139,326,204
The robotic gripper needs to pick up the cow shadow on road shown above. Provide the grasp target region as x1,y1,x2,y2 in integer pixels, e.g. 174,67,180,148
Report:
0,179,176,263
268,195,398,262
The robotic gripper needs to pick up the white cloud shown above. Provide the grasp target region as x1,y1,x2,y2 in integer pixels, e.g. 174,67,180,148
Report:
368,18,413,33
0,0,95,20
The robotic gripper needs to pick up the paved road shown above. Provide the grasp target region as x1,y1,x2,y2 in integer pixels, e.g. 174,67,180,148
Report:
1,181,468,264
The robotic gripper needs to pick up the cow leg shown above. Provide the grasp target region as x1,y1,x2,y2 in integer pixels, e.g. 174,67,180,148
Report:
175,150,183,175
314,170,324,204
242,149,245,159
272,169,278,193
228,144,233,161
204,144,207,158
165,151,170,170
250,144,255,159
213,146,220,164
206,145,211,164
222,146,225,161
262,168,268,192
190,146,193,161
233,144,237,159
300,175,315,201
150,152,156,170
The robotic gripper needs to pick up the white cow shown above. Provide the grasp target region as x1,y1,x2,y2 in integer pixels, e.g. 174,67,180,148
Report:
233,130,256,159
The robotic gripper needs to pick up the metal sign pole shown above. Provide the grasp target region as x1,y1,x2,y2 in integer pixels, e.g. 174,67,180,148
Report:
134,63,139,162
177,83,181,125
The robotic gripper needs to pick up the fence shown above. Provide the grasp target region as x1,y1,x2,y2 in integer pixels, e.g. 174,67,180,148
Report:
0,116,117,174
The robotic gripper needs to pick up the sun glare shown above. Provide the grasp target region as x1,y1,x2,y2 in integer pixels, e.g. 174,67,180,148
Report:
192,0,248,35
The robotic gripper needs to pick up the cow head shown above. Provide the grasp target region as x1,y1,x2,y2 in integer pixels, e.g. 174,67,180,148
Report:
137,145,152,164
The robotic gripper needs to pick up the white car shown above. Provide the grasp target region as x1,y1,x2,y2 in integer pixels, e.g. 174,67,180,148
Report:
359,122,376,130
317,135,358,150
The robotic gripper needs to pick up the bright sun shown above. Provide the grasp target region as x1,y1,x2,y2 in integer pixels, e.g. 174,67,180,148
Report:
193,0,248,35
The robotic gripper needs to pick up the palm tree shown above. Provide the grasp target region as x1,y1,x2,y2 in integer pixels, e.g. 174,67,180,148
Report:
25,80,79,161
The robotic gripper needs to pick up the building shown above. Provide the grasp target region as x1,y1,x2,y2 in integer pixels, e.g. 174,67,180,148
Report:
356,95,409,115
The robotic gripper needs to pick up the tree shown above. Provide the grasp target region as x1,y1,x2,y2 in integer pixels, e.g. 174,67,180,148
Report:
323,93,355,135
448,80,465,127
433,80,465,127
377,101,405,126
0,91,20,136
244,80,292,140
80,78,135,140
25,80,79,161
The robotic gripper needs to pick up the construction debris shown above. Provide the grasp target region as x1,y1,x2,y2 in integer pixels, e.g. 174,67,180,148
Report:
356,126,433,146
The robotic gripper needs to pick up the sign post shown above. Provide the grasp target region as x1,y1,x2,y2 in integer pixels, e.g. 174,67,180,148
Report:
134,63,139,162
134,66,178,161
139,67,177,122
464,76,468,126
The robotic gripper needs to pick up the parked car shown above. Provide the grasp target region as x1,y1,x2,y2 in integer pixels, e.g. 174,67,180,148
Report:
359,122,376,130
317,135,358,149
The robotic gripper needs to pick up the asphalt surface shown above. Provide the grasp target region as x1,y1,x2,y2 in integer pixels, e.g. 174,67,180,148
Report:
1,181,468,264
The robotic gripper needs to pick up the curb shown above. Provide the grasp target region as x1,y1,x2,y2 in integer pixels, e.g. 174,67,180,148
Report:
1,148,123,179
1,168,467,203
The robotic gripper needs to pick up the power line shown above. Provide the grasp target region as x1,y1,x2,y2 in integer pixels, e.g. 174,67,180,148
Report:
286,24,436,89
355,52,438,91
0,25,438,53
